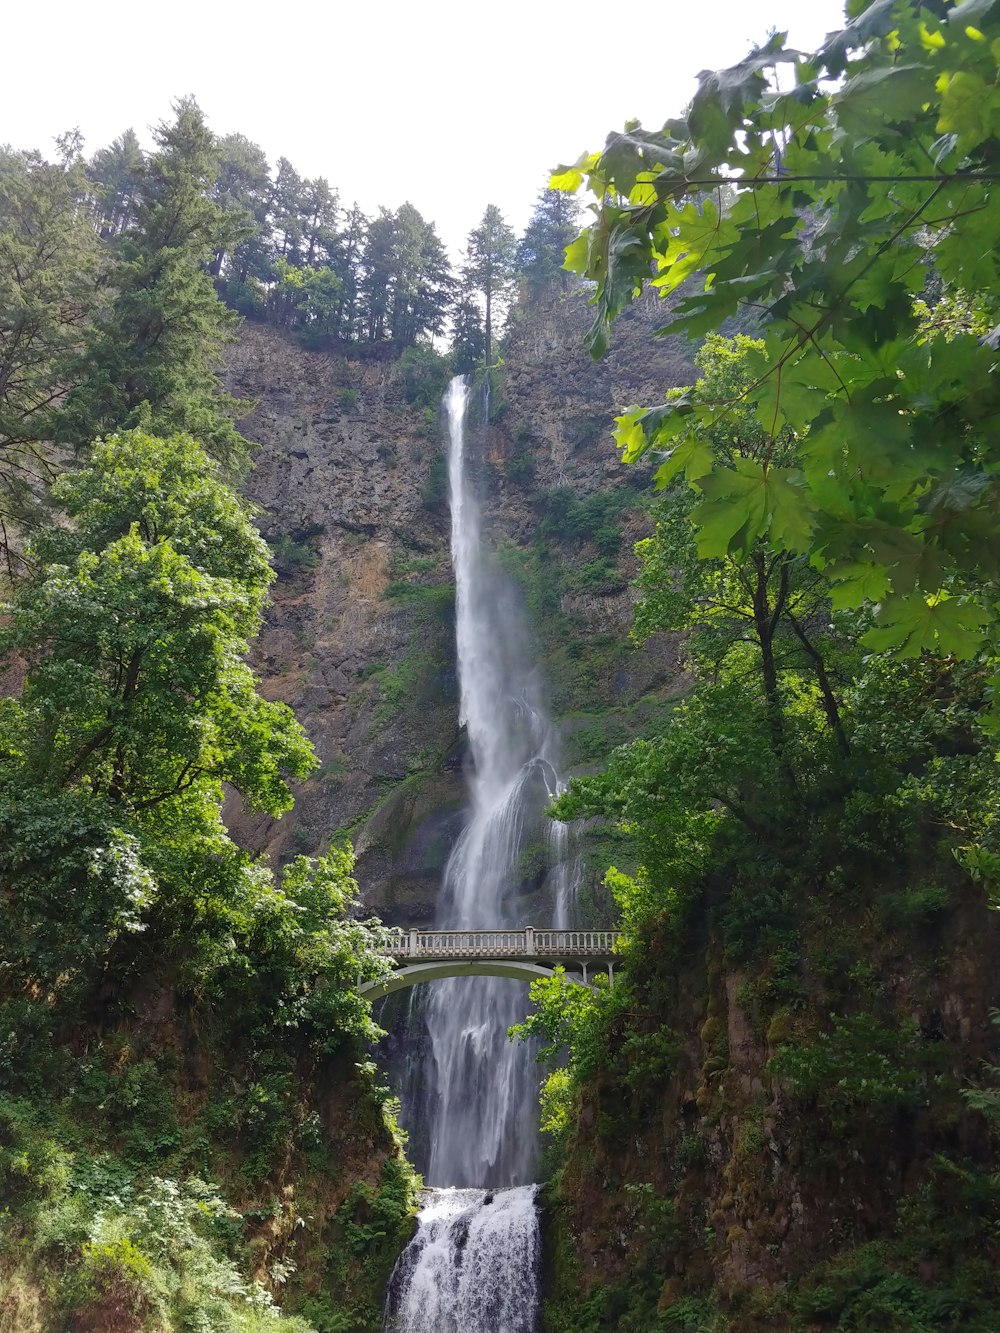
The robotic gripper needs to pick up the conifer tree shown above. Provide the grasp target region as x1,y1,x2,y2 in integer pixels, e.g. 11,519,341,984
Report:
461,204,516,368
59,99,250,471
451,290,486,376
212,132,272,288
88,129,145,239
0,144,102,570
517,186,580,297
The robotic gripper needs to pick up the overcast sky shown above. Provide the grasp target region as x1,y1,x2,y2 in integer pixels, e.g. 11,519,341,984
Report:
7,0,846,255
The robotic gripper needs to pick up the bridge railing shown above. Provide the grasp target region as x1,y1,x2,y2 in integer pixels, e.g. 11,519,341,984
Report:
377,928,620,960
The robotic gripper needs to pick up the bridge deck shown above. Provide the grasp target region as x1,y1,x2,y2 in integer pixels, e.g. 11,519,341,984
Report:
377,927,620,964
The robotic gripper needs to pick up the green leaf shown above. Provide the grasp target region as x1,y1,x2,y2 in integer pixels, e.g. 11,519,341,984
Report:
652,435,715,489
949,0,1000,26
825,560,893,609
862,592,989,658
833,65,930,134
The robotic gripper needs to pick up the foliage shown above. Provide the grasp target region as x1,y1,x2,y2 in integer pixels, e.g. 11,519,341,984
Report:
769,1014,934,1129
555,1,1000,664
536,485,634,558
0,1095,327,1330
461,203,517,368
61,99,251,472
0,416,408,1326
0,141,102,570
397,343,450,410
516,186,581,297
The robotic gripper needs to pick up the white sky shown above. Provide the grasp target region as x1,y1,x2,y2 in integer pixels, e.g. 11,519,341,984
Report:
7,0,845,255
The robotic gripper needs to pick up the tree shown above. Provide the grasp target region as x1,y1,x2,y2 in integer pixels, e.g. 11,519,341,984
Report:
3,431,313,810
359,207,396,343
0,145,102,571
450,290,485,375
88,129,145,238
554,1,1000,666
0,427,399,1075
634,336,851,762
58,99,250,471
516,185,581,297
300,175,340,268
461,204,516,368
273,256,343,340
0,430,315,977
359,204,453,347
387,204,453,346
212,132,272,289
270,156,305,263
333,202,367,340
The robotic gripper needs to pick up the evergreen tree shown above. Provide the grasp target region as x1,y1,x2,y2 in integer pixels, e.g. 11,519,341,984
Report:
359,207,396,342
333,203,367,341
0,145,102,571
300,175,340,268
461,204,516,368
88,129,145,239
59,99,250,471
270,156,305,263
450,289,485,375
387,204,453,347
412,216,454,343
212,132,272,291
517,186,580,296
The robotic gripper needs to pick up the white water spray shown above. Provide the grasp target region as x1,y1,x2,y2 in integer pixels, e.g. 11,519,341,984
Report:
383,1187,540,1333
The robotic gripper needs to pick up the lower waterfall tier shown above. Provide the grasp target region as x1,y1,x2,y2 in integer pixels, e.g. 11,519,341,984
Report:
383,1186,540,1333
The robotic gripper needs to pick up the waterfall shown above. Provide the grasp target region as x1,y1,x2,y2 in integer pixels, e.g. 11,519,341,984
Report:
387,377,576,1330
420,375,569,1187
383,1187,540,1333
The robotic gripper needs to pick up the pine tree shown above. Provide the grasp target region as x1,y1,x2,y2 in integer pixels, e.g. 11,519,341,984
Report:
461,204,516,369
359,207,397,342
212,133,272,290
333,203,367,341
0,144,102,570
517,186,580,297
59,99,250,471
300,176,340,268
88,129,145,239
270,156,305,264
387,204,454,347
451,289,486,375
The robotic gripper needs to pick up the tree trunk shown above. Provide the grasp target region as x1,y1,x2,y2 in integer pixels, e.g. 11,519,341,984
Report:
787,610,850,757
751,551,799,796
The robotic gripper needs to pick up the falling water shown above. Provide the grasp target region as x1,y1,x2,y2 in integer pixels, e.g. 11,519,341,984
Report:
386,377,575,1329
383,1187,540,1333
423,375,569,1187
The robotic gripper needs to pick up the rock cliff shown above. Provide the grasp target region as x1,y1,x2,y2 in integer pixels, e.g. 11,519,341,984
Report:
226,290,695,925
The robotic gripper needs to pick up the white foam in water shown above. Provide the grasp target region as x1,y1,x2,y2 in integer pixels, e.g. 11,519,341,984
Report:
384,1187,541,1333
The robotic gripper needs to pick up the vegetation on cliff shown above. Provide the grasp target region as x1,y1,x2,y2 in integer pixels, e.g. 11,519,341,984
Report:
512,2,1000,1327
0,103,429,1325
0,428,415,1330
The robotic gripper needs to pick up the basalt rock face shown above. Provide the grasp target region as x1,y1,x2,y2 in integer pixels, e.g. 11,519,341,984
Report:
539,845,1000,1330
225,292,694,924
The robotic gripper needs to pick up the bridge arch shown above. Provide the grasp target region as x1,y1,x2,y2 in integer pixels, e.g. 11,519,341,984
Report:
360,959,597,1000
359,927,620,1000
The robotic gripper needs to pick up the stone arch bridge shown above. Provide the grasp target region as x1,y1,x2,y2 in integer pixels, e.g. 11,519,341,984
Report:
359,928,620,999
